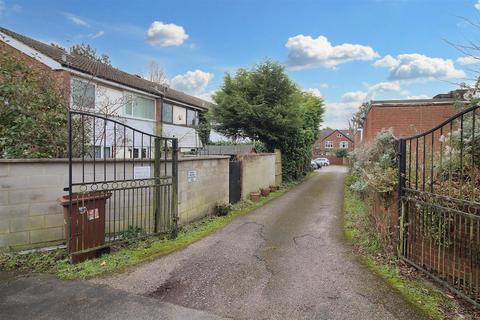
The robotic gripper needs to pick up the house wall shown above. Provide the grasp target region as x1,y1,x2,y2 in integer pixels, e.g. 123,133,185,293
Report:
362,103,456,144
313,131,354,157
0,156,229,250
162,123,200,149
239,154,276,200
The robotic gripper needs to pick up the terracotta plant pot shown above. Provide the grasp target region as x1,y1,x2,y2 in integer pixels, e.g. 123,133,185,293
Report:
269,185,277,192
260,188,270,197
250,192,261,202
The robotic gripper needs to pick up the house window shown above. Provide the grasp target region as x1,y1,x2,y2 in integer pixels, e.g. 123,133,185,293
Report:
187,109,198,126
103,147,111,159
124,95,155,120
128,147,149,159
325,141,333,149
336,133,342,138
71,79,95,109
173,105,187,125
340,141,349,149
162,103,173,123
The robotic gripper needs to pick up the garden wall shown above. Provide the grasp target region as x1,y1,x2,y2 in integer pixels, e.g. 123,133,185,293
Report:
0,155,229,249
363,191,399,251
239,153,276,200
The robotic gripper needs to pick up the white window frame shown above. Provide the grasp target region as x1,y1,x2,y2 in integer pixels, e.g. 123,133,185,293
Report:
336,133,342,138
340,141,349,149
123,93,156,122
325,141,334,149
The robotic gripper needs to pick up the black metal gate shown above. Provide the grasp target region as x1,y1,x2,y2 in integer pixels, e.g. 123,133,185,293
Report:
229,160,241,204
65,111,178,261
397,104,480,307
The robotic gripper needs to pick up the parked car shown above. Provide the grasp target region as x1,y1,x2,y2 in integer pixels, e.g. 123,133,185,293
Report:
310,160,320,170
314,158,330,167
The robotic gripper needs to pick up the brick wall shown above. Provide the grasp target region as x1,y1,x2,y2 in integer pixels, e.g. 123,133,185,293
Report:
313,131,353,157
0,156,229,249
363,103,456,144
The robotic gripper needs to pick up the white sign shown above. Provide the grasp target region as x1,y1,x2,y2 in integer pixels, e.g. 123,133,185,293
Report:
187,170,197,183
134,166,151,179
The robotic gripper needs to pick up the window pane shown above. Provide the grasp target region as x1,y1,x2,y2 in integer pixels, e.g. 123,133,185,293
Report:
133,96,155,120
187,109,198,126
72,79,95,109
163,103,173,123
173,106,186,125
125,100,133,116
104,147,111,158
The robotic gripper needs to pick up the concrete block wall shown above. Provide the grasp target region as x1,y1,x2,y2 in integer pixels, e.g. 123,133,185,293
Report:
177,156,229,224
0,155,229,250
239,154,276,200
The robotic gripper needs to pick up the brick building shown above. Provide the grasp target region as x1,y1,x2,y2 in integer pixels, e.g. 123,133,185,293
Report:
359,91,465,144
312,129,354,158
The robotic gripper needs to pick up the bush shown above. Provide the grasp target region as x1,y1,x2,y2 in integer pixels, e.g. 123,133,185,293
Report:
0,54,68,158
334,148,348,157
349,129,397,195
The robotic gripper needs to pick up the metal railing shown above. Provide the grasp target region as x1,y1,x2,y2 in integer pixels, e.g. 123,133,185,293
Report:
397,104,480,307
65,111,178,260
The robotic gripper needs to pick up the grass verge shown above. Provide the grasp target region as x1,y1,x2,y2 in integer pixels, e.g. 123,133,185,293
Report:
343,173,464,320
1,173,314,280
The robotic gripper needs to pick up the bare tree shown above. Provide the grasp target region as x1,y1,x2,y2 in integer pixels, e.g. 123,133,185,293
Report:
148,60,167,85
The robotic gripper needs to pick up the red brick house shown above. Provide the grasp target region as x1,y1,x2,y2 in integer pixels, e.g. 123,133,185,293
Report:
312,129,354,158
359,91,465,145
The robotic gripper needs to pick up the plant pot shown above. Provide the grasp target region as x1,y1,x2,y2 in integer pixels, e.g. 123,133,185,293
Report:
260,188,270,197
269,185,277,192
250,192,260,202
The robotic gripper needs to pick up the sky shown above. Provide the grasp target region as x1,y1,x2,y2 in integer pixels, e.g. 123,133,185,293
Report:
1,0,480,129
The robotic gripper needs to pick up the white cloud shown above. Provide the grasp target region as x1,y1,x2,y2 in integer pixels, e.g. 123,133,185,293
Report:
198,90,216,103
340,81,401,104
64,12,89,27
342,91,368,103
374,53,465,81
146,21,188,47
170,70,214,95
373,54,399,68
323,101,359,128
285,34,379,69
457,56,480,65
304,88,322,97
476,0,480,10
368,81,401,93
89,31,105,39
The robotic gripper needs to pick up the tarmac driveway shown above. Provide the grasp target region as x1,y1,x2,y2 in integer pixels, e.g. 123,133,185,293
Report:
94,166,425,320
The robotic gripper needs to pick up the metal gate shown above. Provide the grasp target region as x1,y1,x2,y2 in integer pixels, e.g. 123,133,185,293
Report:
397,104,480,307
229,160,241,203
65,111,178,261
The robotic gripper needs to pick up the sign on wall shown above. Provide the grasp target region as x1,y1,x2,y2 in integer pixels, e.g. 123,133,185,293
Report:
187,170,197,183
134,166,151,179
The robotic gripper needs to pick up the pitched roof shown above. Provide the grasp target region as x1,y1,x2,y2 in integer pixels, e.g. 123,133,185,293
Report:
318,129,353,142
0,27,212,110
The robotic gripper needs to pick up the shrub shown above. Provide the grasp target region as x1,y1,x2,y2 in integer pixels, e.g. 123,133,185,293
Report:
0,54,68,158
350,129,398,196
